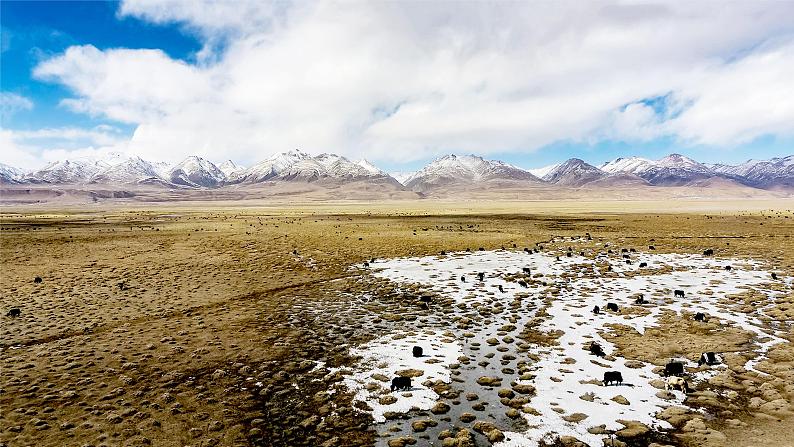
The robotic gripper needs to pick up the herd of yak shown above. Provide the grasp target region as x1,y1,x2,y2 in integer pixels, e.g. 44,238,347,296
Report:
6,246,780,400
372,244,780,398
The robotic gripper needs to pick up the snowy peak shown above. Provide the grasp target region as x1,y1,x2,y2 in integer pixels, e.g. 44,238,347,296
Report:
168,156,225,187
90,156,166,184
600,153,714,186
404,154,540,191
229,150,395,184
599,156,654,175
541,158,607,186
218,160,244,178
0,163,24,184
25,158,111,184
710,155,794,189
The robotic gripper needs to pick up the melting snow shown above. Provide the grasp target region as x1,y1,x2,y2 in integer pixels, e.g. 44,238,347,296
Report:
352,249,788,445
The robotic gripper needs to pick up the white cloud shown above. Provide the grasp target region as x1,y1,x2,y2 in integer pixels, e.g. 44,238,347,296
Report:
0,126,130,170
0,92,34,117
19,1,794,167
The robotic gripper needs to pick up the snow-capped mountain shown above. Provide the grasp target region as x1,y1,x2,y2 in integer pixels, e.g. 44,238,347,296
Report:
0,163,24,184
527,164,560,179
25,158,112,184
390,171,416,185
710,155,794,189
90,157,169,184
228,150,395,184
601,153,714,186
218,160,244,178
599,156,654,175
539,158,607,186
168,156,226,187
5,151,792,192
404,154,540,191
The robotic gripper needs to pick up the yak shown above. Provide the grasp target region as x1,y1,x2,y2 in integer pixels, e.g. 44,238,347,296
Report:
639,262,648,268
603,371,623,386
6,308,21,317
674,290,685,298
635,295,647,305
593,305,600,314
698,352,719,366
34,276,42,284
694,312,706,322
665,377,691,393
589,342,605,357
412,346,423,357
703,249,714,256
606,302,619,312
391,376,411,392
477,272,485,281
664,361,685,377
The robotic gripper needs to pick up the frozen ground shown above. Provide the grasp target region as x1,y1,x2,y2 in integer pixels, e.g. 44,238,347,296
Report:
347,248,788,446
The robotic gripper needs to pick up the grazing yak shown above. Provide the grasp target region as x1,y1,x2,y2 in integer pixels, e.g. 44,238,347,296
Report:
603,371,623,386
6,308,21,317
639,262,648,268
498,285,505,293
412,346,423,357
589,342,605,357
665,377,692,393
694,312,706,322
625,259,632,265
606,302,619,312
664,361,685,377
34,276,42,284
593,305,600,314
698,352,719,366
724,265,732,271
522,267,531,274
649,245,655,250
478,272,485,281
523,248,530,253
703,249,714,256
391,376,411,392
363,261,369,268
622,254,630,259
635,295,647,305
518,280,528,288
771,273,778,280
440,251,446,256
674,289,685,298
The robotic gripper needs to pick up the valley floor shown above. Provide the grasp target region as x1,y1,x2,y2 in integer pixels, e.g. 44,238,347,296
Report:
0,202,792,447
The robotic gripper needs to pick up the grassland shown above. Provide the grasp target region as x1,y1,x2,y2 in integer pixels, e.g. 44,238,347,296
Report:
1,201,792,447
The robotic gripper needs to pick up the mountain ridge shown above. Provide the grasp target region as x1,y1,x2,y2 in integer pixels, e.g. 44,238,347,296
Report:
4,152,792,191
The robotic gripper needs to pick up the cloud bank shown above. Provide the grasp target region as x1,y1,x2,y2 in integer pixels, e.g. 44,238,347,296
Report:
14,1,794,167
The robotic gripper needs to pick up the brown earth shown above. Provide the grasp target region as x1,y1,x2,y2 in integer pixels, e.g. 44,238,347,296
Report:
1,202,792,446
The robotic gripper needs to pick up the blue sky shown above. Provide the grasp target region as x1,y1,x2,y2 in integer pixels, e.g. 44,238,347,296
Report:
2,1,793,171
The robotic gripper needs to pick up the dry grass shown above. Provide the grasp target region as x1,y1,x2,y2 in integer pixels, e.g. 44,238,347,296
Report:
1,202,792,446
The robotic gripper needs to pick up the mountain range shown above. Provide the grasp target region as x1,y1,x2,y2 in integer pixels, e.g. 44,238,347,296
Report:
2,151,792,192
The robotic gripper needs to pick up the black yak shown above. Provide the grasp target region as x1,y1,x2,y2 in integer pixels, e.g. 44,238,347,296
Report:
606,302,619,312
663,361,685,377
589,342,605,357
34,277,42,284
603,371,623,386
6,308,21,317
694,312,706,322
703,249,714,256
391,376,411,392
593,305,600,314
674,290,685,298
412,346,423,357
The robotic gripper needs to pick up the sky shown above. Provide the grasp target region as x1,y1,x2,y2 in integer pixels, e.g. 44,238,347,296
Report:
1,0,793,172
